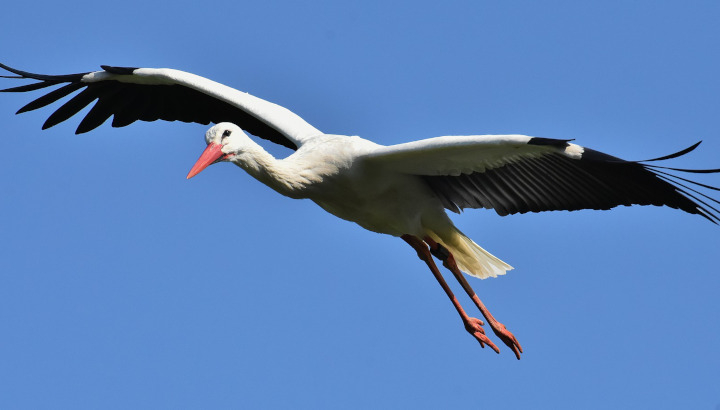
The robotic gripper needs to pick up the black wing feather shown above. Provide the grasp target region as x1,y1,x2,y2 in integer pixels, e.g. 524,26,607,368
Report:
111,87,147,128
1,80,61,93
17,82,85,114
424,142,720,223
0,63,88,82
42,84,111,130
76,85,127,134
0,64,298,150
640,141,701,162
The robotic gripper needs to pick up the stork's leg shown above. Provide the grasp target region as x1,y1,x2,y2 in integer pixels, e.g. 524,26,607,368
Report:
424,236,523,360
401,234,499,353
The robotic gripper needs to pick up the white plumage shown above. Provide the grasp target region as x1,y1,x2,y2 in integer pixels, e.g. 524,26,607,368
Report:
203,124,514,278
2,63,718,359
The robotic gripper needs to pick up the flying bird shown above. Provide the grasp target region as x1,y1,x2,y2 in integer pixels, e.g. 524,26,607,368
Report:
2,63,719,359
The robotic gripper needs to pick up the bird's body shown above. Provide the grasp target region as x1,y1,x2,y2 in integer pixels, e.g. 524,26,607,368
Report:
221,128,512,277
302,139,431,236
2,63,718,359
261,133,433,236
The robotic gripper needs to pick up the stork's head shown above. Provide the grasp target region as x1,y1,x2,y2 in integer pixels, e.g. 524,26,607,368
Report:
186,123,246,179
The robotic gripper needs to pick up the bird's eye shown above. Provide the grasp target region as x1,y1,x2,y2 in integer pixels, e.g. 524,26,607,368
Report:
222,129,232,138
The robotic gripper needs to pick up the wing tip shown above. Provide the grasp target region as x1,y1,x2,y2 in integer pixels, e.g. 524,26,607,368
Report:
0,63,89,82
640,141,703,163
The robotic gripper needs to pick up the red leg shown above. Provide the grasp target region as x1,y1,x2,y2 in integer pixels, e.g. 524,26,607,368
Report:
401,234,499,353
424,236,523,360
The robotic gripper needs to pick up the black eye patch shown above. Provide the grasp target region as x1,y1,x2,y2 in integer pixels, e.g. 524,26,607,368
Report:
222,129,232,138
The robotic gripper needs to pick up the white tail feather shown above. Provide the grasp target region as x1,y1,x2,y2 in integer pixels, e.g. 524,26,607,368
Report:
428,228,513,279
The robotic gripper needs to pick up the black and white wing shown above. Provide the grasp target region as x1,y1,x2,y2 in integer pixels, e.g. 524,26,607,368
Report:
0,63,322,150
362,135,720,223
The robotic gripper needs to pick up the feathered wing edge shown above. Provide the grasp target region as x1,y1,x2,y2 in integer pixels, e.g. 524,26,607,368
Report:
635,142,720,224
0,63,317,150
424,140,720,224
587,141,720,224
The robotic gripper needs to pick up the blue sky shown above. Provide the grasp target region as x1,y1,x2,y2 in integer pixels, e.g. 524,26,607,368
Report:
1,1,719,408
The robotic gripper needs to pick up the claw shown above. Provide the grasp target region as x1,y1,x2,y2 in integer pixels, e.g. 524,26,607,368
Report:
465,317,500,353
489,321,523,360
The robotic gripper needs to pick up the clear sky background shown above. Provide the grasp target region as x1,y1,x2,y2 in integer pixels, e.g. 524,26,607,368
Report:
1,1,719,409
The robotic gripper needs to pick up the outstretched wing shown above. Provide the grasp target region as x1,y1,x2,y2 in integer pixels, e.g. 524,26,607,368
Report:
362,135,720,222
0,63,322,150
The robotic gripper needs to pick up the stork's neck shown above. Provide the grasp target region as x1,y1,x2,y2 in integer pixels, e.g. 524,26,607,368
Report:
230,141,310,198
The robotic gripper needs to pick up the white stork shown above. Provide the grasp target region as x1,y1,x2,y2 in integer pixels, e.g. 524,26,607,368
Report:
1,63,718,359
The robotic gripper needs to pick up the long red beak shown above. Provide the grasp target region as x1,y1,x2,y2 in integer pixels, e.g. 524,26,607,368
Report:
186,143,226,179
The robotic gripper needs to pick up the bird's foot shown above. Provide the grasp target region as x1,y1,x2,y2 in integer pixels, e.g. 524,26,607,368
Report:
488,321,523,360
464,317,500,353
